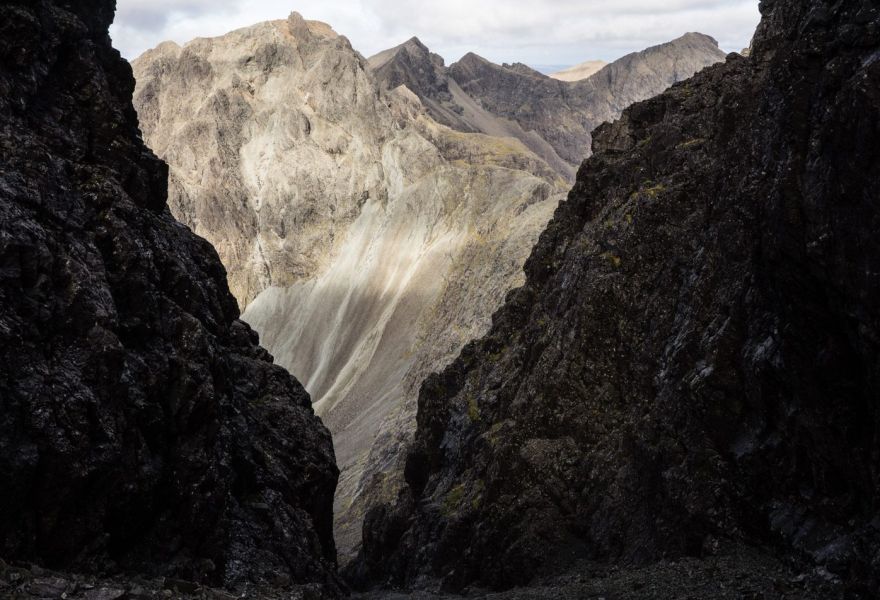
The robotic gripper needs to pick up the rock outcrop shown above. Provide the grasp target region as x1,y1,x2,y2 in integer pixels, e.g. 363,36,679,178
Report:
367,37,456,121
357,0,880,596
370,33,727,181
131,15,565,562
0,1,339,595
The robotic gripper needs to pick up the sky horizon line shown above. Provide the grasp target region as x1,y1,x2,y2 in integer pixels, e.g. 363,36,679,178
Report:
110,1,761,69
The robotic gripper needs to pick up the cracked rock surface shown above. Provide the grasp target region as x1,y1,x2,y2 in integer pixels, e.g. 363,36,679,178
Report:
131,17,726,565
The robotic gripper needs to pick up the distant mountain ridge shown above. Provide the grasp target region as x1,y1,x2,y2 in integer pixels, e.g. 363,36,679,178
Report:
549,59,608,81
369,32,727,181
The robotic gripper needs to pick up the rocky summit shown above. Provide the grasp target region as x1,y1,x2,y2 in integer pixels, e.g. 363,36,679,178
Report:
356,0,880,597
369,33,727,181
0,0,339,596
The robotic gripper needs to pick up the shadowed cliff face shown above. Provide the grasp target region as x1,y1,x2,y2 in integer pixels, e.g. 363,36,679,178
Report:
0,0,339,594
357,0,880,595
369,33,727,182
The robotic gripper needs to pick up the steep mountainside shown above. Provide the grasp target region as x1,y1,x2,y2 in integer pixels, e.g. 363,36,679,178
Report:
132,15,565,562
357,0,880,596
367,37,456,120
0,0,339,595
370,33,726,180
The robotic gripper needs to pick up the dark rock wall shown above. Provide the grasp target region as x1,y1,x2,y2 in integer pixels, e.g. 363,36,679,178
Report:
372,37,459,122
0,0,339,594
357,0,879,595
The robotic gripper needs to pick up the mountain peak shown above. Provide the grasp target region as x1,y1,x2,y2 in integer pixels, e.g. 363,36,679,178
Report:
286,11,338,41
403,36,428,50
357,0,880,594
677,31,719,46
457,51,491,65
368,35,445,72
449,52,496,78
2,0,340,591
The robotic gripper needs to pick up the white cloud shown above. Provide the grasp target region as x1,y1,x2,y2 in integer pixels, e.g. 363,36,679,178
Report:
110,0,760,68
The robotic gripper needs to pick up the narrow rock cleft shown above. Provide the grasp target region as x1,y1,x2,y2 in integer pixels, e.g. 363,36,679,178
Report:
130,14,568,564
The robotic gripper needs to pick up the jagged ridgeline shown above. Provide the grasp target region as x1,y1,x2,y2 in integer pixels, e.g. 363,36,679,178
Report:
0,0,340,596
369,32,727,181
355,0,880,595
131,13,724,562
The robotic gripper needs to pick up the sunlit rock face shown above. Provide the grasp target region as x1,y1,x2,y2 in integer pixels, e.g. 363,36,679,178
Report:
133,14,732,564
132,13,564,561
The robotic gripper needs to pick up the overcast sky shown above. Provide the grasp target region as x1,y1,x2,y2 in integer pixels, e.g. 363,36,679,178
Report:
110,0,761,70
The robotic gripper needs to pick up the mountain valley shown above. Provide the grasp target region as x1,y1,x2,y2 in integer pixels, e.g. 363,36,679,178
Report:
131,14,724,563
0,0,877,599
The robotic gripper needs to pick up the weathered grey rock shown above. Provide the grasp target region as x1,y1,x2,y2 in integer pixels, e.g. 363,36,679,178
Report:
132,19,730,566
370,33,727,181
356,0,880,596
0,0,339,595
367,37,454,113
132,15,736,567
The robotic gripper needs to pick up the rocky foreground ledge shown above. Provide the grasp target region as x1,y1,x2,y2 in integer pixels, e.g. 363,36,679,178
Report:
0,558,330,600
0,545,849,599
